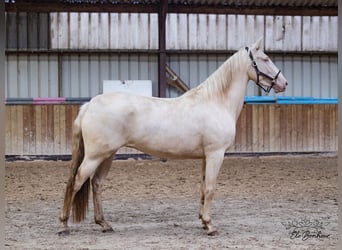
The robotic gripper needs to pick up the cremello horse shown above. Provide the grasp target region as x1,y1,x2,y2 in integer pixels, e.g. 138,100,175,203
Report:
58,38,287,236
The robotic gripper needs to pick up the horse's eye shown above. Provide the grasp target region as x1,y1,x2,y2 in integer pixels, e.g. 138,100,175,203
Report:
263,57,269,62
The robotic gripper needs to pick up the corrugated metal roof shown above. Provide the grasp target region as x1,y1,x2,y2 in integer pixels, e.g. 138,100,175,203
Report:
169,0,337,7
5,0,337,7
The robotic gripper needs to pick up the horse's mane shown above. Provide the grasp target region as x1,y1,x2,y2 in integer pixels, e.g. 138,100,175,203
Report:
184,48,248,101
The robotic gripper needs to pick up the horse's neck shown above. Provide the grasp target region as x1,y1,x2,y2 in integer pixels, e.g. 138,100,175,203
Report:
225,76,249,122
206,50,250,121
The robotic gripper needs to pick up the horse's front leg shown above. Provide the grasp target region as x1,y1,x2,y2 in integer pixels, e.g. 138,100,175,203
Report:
92,156,114,232
201,151,224,236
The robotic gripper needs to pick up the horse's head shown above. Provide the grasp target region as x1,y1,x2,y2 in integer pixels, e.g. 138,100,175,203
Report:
246,37,288,93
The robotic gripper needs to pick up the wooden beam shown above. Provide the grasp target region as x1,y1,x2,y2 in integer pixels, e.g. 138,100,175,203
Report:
5,2,159,13
165,64,189,93
5,2,337,16
158,0,167,98
167,4,337,16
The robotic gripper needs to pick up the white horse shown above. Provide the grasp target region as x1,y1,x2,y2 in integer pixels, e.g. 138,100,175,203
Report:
58,37,287,236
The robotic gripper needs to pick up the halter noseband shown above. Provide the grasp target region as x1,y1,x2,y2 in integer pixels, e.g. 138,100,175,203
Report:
245,47,281,94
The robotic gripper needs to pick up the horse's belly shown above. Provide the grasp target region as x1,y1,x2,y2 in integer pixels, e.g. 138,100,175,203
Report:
126,134,205,159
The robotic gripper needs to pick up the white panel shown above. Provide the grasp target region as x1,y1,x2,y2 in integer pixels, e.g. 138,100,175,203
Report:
79,55,89,97
188,14,198,50
89,13,99,48
69,13,79,49
228,15,264,50
138,14,149,50
119,13,130,49
328,16,338,51
50,12,158,50
79,13,89,49
28,55,39,97
216,14,227,50
166,14,178,50
329,56,338,96
199,15,209,49
207,14,217,49
6,55,18,97
58,13,68,49
109,13,119,49
49,13,337,52
38,55,49,97
149,14,159,50
49,55,59,97
98,13,109,49
103,80,152,97
50,13,58,49
18,55,29,97
303,16,322,51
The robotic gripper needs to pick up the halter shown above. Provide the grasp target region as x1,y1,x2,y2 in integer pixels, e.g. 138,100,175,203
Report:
245,47,281,94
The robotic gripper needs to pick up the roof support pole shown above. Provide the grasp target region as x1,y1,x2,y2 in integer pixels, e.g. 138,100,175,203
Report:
158,0,168,97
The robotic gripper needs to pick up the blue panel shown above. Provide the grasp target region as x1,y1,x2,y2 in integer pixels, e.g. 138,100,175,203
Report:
244,96,338,104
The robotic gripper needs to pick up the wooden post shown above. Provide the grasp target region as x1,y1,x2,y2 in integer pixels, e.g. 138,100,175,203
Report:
158,0,168,97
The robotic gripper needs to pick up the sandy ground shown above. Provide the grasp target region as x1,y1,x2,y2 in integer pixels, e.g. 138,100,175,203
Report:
5,155,337,249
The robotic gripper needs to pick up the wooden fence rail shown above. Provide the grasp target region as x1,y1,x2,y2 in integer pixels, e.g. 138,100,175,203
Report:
5,104,337,156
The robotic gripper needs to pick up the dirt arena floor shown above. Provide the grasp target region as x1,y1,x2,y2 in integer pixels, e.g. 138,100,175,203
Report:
5,154,337,250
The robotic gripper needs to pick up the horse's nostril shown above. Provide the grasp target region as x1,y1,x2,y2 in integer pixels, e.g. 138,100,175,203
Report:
285,82,288,86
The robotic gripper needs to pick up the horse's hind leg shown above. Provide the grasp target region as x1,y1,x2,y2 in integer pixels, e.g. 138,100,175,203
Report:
58,156,103,235
91,155,115,232
199,159,206,225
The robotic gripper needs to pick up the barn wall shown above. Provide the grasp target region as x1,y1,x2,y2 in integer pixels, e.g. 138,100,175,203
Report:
167,54,338,98
6,12,49,49
5,52,338,98
5,104,337,155
166,14,337,51
49,13,338,52
61,54,159,97
5,54,59,98
50,12,159,50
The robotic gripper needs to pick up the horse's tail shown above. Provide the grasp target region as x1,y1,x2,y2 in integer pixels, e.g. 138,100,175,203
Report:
64,103,90,223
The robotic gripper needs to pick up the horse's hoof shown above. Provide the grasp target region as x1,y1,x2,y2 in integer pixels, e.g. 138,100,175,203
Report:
57,228,70,236
102,227,114,233
207,230,219,236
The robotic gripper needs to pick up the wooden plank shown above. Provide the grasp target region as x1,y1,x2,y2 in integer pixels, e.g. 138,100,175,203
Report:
291,105,297,151
5,106,12,154
4,104,338,155
307,105,314,151
238,105,247,152
262,104,269,152
53,105,61,154
273,105,281,152
22,106,30,154
252,105,259,152
58,105,67,154
35,105,42,155
245,105,253,152
46,105,55,155
295,104,303,152
65,105,74,153
279,105,287,152
16,105,24,155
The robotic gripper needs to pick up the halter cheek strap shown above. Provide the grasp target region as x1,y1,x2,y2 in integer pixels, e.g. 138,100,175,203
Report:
245,47,281,94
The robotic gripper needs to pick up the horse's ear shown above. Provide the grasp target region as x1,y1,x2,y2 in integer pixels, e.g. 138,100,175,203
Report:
253,37,263,51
